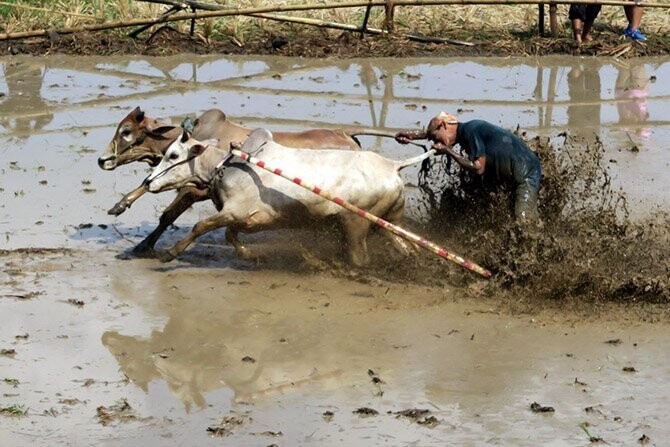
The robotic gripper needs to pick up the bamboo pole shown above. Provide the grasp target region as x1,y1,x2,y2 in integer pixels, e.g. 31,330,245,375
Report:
250,12,474,46
1,0,669,42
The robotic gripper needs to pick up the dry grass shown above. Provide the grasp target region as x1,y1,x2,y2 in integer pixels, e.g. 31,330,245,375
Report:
1,0,668,40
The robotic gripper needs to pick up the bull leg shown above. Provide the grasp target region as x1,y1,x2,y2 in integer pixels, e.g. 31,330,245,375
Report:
381,197,419,257
225,226,253,260
133,187,209,257
228,210,276,261
159,211,231,262
341,215,373,267
108,184,149,216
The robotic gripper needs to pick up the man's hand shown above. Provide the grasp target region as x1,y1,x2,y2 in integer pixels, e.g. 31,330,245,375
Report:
395,131,413,144
432,142,483,174
395,129,427,144
430,142,451,155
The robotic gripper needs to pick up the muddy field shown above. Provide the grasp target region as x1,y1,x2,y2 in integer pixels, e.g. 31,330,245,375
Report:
1,51,669,445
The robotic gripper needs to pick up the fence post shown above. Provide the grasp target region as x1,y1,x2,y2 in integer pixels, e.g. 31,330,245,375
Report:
549,2,558,36
538,3,545,36
385,0,395,32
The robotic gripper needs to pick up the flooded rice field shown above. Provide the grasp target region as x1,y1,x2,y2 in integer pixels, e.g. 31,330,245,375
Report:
1,54,669,445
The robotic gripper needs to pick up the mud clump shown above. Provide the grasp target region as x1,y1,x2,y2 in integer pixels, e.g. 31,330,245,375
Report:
96,399,139,426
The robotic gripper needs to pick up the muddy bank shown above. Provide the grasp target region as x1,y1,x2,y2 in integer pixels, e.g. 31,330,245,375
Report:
1,26,669,59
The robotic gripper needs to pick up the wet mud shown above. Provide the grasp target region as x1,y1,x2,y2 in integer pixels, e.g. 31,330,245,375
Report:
382,132,670,309
1,54,669,445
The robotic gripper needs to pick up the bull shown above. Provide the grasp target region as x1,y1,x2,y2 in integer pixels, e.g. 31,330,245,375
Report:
144,128,434,266
98,107,394,255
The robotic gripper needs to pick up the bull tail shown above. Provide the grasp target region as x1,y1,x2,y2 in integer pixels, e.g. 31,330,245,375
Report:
344,128,427,150
344,128,397,139
395,149,437,171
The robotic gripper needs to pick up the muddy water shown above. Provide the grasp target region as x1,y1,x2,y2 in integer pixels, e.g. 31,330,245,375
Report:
1,55,669,445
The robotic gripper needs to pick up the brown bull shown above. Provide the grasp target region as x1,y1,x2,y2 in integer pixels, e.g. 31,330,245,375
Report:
99,107,396,256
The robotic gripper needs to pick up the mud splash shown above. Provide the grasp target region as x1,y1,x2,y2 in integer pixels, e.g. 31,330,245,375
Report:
358,132,670,306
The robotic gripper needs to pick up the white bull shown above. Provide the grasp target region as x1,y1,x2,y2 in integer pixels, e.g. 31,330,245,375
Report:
145,128,434,266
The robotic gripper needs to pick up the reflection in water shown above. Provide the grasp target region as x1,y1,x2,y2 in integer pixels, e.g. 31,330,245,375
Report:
98,265,546,417
0,61,53,136
567,64,601,136
101,275,348,412
615,60,651,140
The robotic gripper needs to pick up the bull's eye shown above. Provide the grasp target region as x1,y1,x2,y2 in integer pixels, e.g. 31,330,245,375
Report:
169,152,179,160
120,129,131,138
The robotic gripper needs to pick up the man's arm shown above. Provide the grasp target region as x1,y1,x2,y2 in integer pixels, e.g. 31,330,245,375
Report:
395,129,428,144
432,142,486,175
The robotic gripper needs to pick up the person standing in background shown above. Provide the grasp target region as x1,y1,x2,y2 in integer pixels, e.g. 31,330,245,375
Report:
623,0,646,41
568,4,601,44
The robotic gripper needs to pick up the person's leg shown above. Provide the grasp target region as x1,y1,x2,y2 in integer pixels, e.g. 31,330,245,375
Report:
572,18,584,43
581,5,602,42
582,19,594,42
569,5,585,44
624,3,646,40
513,168,541,223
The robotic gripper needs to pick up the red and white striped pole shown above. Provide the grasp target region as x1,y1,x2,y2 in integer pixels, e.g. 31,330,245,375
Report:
230,148,492,279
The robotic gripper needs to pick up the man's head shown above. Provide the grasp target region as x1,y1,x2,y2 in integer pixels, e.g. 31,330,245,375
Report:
426,112,459,146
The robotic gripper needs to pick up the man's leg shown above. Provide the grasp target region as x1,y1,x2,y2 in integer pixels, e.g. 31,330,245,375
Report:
514,172,541,223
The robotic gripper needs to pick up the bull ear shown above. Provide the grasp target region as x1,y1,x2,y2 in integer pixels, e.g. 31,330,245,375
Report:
188,144,207,158
180,129,190,143
147,125,176,135
142,125,175,140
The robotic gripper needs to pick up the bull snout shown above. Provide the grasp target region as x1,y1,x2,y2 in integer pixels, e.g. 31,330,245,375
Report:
143,175,157,192
98,155,117,170
143,173,167,193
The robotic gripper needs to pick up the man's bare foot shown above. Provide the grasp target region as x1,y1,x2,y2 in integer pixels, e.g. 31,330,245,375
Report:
583,34,594,43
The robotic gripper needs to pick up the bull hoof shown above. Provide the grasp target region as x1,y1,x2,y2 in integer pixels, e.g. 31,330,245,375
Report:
131,244,158,259
157,250,177,263
108,202,128,216
235,247,257,261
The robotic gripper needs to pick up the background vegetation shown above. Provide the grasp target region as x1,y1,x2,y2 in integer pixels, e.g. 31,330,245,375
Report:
1,0,668,45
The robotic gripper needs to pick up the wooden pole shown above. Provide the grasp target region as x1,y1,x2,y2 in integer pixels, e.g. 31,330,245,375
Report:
385,0,396,32
251,12,474,46
549,2,558,36
129,4,182,38
360,0,374,38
